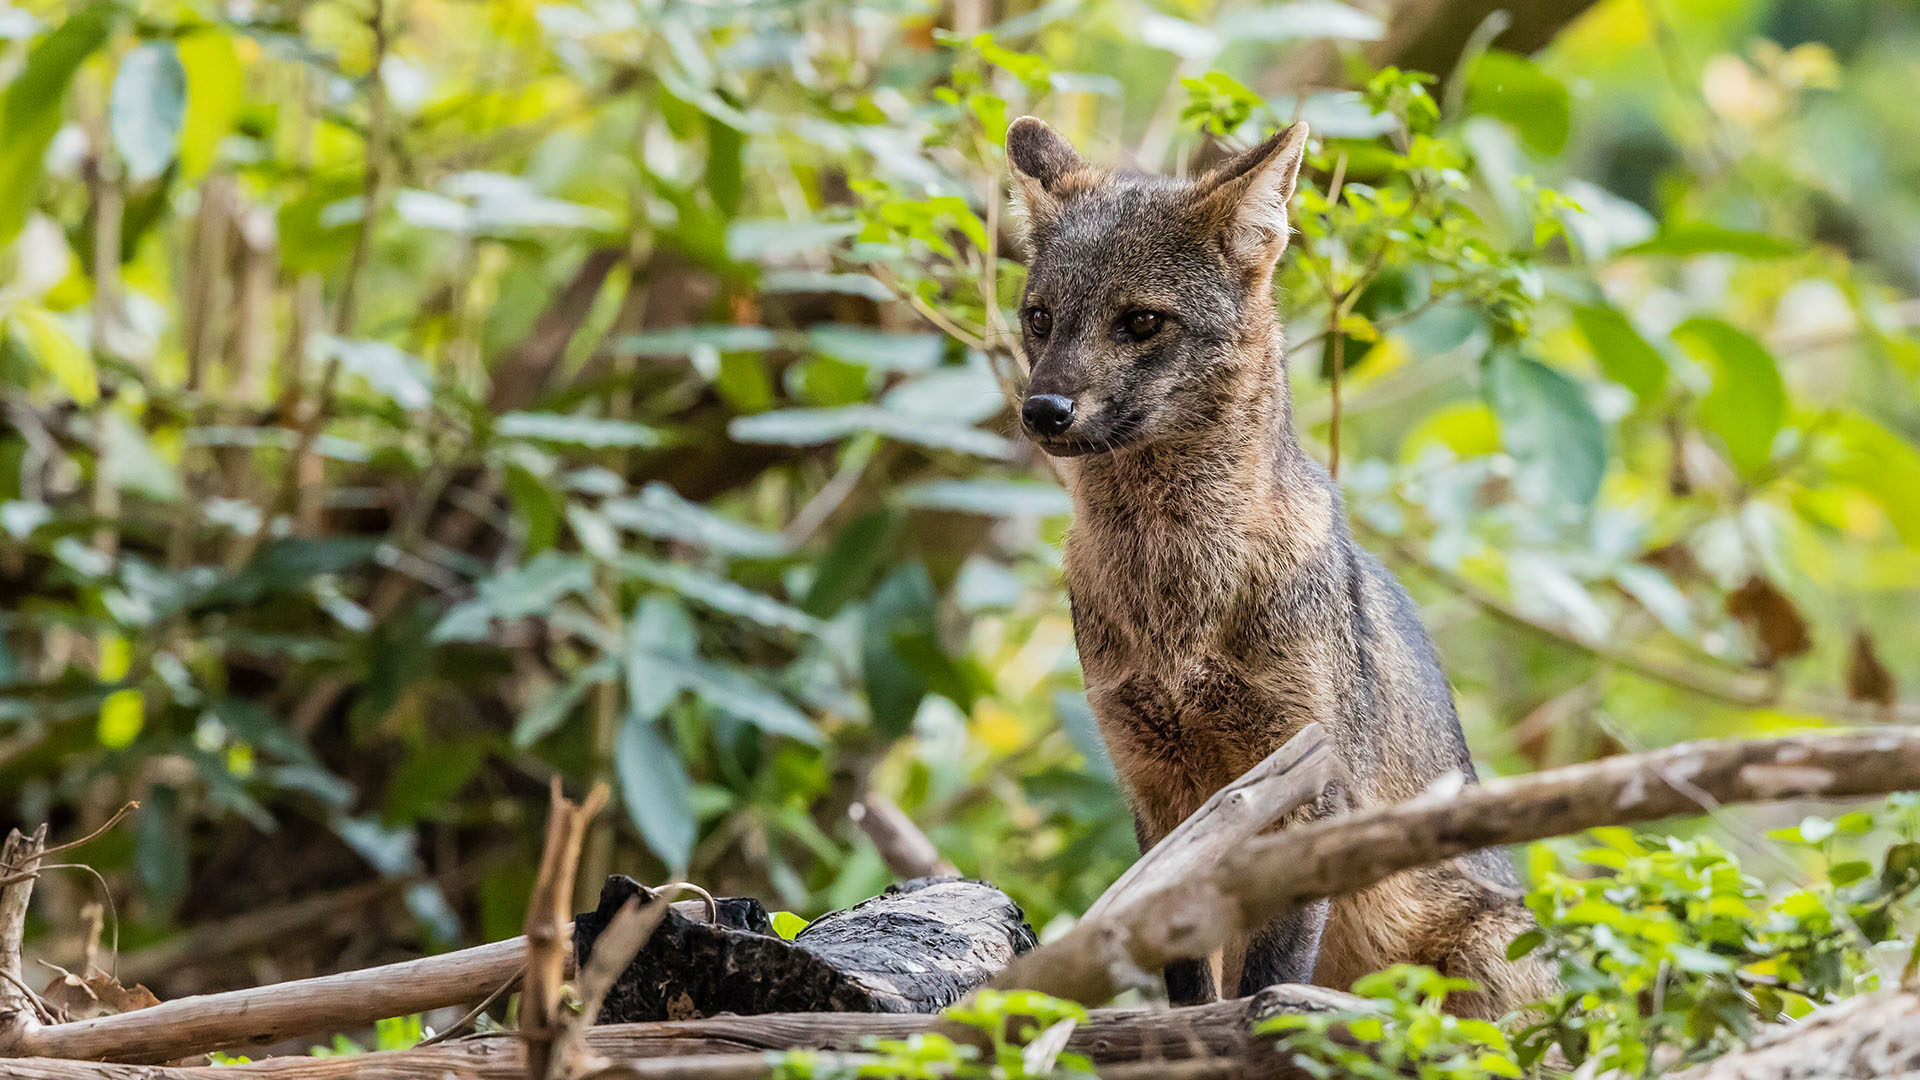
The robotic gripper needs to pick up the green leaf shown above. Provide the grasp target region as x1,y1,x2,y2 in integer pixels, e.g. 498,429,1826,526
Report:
1570,304,1666,402
474,551,595,620
624,595,694,726
1484,350,1607,505
1672,318,1785,475
1466,51,1570,156
802,509,901,618
9,309,96,404
1213,1,1383,42
1505,929,1544,961
315,335,433,410
863,562,943,737
771,910,810,939
807,326,943,372
136,784,190,917
623,557,819,636
383,740,487,824
110,42,187,183
728,405,1015,460
496,411,664,448
513,658,616,748
1816,412,1920,546
176,29,241,180
898,480,1072,517
679,658,822,744
0,1,120,245
601,482,789,558
1620,223,1799,259
616,717,696,870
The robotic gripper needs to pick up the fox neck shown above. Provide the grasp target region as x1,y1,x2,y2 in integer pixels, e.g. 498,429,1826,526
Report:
1064,318,1332,556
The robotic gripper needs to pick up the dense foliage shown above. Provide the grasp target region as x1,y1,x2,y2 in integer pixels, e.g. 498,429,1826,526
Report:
3,0,1920,1066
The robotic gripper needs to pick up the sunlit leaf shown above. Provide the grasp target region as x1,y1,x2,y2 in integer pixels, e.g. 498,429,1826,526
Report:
1484,350,1606,505
1466,51,1570,156
0,1,119,245
110,43,188,183
1620,223,1799,259
1570,304,1666,402
1673,318,1784,476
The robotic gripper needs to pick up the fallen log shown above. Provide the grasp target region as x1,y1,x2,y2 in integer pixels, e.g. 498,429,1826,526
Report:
0,984,1357,1078
990,729,1920,1006
577,875,1036,1021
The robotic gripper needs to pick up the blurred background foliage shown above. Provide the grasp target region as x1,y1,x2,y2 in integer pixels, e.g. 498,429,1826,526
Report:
2,0,1919,1010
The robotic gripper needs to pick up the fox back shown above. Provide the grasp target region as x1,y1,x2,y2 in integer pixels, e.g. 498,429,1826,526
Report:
1007,117,1552,1016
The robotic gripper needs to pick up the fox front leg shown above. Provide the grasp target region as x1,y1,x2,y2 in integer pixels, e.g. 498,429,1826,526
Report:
1236,897,1329,995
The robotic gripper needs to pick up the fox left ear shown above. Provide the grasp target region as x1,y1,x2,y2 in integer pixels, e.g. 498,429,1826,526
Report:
1006,116,1086,237
1196,122,1310,266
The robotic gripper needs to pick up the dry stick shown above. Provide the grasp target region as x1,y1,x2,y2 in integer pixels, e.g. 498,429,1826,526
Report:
0,826,50,1046
848,793,957,880
524,780,611,1080
0,990,1338,1079
994,728,1920,1008
1,934,543,1064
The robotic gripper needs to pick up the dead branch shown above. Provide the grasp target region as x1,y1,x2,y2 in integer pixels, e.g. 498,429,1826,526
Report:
993,729,1920,1006
848,794,956,879
1,934,542,1064
1,826,50,1044
525,780,611,1080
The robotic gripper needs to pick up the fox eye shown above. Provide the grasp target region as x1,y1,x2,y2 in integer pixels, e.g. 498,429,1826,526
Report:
1122,310,1164,340
1026,307,1052,338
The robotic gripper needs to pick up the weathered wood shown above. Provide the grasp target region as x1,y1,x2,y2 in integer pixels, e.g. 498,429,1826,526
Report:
995,729,1920,1007
1673,989,1920,1080
849,794,956,879
0,825,50,1046
1084,722,1339,925
0,985,1354,1078
580,876,1037,1022
1,935,539,1064
523,781,609,1079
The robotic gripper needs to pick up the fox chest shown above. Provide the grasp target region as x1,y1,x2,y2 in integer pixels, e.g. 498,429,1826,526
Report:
1081,656,1317,827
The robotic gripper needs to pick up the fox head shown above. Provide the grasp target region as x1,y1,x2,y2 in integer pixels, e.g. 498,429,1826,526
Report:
1005,117,1308,457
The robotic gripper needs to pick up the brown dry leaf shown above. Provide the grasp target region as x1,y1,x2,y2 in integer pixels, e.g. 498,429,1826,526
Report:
40,967,162,1022
1726,575,1812,667
1847,630,1898,706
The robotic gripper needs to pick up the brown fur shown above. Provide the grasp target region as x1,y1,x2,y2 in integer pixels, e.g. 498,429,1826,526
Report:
1007,117,1554,1016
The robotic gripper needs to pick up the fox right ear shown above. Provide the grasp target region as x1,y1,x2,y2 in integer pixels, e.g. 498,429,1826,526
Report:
1006,117,1084,232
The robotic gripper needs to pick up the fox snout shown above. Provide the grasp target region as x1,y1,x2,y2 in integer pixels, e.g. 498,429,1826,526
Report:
1021,393,1076,437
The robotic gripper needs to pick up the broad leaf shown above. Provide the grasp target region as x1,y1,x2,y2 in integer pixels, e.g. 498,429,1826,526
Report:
1673,318,1784,476
110,43,188,182
616,717,696,870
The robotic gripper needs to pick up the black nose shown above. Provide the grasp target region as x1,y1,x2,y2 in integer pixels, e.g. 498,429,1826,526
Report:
1022,394,1076,437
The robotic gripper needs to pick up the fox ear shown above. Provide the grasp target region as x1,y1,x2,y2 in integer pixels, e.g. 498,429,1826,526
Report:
1196,122,1310,266
1006,116,1084,231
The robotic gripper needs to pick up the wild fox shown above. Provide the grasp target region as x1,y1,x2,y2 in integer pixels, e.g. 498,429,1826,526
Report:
1006,116,1553,1017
